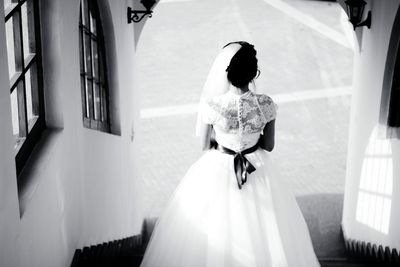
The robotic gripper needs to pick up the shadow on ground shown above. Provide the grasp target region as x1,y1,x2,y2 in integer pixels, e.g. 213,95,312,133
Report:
297,193,345,258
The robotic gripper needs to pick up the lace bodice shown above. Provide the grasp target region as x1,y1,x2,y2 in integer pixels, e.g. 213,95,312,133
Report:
201,90,277,151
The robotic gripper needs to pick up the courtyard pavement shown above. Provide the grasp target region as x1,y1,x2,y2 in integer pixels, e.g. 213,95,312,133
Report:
135,0,354,232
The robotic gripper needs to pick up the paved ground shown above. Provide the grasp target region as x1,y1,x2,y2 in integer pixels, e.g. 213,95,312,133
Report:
135,0,354,228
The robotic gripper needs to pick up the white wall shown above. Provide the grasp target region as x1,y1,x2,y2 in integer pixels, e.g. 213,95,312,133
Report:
343,0,400,251
0,0,144,266
80,0,144,244
0,2,21,266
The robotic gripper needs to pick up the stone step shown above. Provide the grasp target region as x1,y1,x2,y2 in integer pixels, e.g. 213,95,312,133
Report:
70,218,399,267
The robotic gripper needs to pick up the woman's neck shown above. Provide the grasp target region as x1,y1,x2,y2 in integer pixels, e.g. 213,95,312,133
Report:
230,85,249,95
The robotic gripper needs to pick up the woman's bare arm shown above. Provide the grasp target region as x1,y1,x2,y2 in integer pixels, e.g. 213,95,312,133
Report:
258,119,275,152
199,123,213,151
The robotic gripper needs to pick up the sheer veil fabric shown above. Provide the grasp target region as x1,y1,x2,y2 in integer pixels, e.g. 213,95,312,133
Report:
196,43,241,136
140,44,321,267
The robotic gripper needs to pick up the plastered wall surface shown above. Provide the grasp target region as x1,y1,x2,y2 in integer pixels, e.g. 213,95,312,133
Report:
0,0,144,266
343,0,400,251
2,0,400,266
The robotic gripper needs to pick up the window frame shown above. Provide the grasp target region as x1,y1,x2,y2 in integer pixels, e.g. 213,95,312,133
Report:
4,0,46,177
79,0,111,133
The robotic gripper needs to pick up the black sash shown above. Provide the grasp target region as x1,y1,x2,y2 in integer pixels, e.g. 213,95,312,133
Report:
213,143,258,189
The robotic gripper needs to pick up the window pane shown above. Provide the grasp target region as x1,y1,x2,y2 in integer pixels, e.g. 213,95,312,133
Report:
3,0,11,10
79,26,85,73
86,78,93,117
79,4,82,24
10,89,25,150
90,6,97,35
82,0,89,26
92,40,98,77
5,18,16,80
25,66,39,132
84,33,92,75
10,89,19,137
94,82,100,120
21,1,35,58
25,71,33,122
80,75,88,117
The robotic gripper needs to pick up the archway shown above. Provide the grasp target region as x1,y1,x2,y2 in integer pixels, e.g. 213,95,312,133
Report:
381,5,400,134
134,0,354,259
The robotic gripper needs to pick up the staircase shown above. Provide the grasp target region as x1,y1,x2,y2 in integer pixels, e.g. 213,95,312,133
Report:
70,218,156,267
70,235,144,267
70,218,399,267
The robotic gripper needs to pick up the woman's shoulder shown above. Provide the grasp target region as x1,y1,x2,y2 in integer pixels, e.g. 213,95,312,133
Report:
255,93,275,106
206,95,222,109
254,93,278,122
206,93,232,109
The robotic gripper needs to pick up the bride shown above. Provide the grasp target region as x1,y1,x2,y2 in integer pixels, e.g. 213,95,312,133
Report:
140,41,320,267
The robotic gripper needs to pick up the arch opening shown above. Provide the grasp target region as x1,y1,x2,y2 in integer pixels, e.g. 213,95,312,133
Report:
134,0,355,258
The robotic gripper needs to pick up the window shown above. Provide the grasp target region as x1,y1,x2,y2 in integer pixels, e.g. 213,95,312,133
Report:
383,6,400,129
4,0,45,176
388,57,400,127
79,0,110,132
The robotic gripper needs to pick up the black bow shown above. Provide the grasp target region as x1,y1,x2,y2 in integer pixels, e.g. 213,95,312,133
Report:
233,152,256,189
215,143,258,189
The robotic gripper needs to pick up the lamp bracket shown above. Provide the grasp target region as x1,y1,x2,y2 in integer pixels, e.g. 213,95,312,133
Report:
127,6,153,24
352,10,372,30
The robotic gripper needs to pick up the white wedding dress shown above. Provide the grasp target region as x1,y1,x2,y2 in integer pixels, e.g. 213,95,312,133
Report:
140,90,320,267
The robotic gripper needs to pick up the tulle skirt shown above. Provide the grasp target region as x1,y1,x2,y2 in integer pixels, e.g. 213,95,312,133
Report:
140,149,320,267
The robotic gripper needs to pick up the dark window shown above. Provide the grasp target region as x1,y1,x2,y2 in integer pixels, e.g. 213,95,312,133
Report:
388,58,400,127
79,0,110,132
4,0,45,176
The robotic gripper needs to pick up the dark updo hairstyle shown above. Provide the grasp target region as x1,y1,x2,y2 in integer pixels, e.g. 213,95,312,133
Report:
224,41,259,88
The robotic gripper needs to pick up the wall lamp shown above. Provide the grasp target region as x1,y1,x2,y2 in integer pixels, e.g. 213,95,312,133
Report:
345,0,371,30
127,0,156,24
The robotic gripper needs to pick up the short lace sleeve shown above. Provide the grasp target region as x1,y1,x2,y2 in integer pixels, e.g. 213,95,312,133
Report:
200,98,219,125
258,94,277,123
